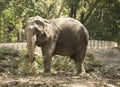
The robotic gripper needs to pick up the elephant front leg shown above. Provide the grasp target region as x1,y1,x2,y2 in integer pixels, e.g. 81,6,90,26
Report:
42,45,54,75
43,55,52,75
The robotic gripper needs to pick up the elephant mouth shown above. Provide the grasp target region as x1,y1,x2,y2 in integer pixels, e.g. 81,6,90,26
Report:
35,41,41,47
35,33,47,47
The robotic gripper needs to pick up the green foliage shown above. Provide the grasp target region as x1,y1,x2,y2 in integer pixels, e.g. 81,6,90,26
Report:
0,47,119,79
85,52,120,79
52,56,76,74
0,47,20,73
0,46,20,58
85,53,103,72
86,0,120,44
0,47,102,75
99,65,120,79
0,0,120,44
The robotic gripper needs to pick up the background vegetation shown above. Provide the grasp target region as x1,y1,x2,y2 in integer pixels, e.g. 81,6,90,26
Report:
0,46,119,79
0,1,120,86
0,0,120,44
0,47,119,86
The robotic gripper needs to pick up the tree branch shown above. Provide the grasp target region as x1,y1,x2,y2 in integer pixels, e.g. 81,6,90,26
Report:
83,0,101,23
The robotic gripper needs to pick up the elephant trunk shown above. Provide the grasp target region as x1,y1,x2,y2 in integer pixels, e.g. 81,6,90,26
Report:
26,29,36,63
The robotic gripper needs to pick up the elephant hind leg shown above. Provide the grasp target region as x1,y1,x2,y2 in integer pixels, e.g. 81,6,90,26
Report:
75,45,88,75
75,53,86,75
70,53,85,75
75,35,88,75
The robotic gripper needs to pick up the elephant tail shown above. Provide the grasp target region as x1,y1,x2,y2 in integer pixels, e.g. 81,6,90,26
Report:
79,27,89,59
84,30,89,48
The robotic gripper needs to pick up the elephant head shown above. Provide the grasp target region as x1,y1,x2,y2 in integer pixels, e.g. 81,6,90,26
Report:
25,16,54,63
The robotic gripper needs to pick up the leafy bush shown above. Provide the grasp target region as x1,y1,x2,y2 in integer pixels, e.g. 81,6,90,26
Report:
0,46,20,74
99,65,120,79
52,56,76,74
85,53,104,73
17,51,44,75
0,47,119,79
0,46,20,59
0,47,103,75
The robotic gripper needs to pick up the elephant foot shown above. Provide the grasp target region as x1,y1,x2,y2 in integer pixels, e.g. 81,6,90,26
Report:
75,71,85,76
79,72,86,76
76,63,86,76
75,68,86,76
42,72,52,77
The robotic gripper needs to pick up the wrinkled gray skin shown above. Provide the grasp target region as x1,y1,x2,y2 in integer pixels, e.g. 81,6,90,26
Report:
25,16,89,75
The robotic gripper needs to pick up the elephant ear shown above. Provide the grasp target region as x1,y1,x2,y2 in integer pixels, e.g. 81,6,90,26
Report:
44,24,54,38
34,16,53,38
34,16,45,24
34,16,46,31
34,20,44,30
35,20,43,25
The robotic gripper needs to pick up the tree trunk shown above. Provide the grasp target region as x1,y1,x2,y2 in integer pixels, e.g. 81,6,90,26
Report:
18,19,22,42
69,5,77,18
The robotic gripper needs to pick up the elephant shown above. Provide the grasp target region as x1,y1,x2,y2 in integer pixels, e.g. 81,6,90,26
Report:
25,16,89,75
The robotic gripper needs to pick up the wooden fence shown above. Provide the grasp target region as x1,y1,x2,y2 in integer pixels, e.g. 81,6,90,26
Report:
88,40,118,50
0,40,118,50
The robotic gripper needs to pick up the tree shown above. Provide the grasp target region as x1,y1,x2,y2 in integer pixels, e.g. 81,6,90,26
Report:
86,0,120,44
67,0,80,19
0,0,119,44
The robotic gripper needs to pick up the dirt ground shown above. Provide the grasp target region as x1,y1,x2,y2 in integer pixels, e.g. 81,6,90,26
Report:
0,72,119,87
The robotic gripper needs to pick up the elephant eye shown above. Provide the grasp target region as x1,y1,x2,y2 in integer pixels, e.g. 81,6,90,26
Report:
35,27,39,32
43,33,46,37
34,27,37,30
